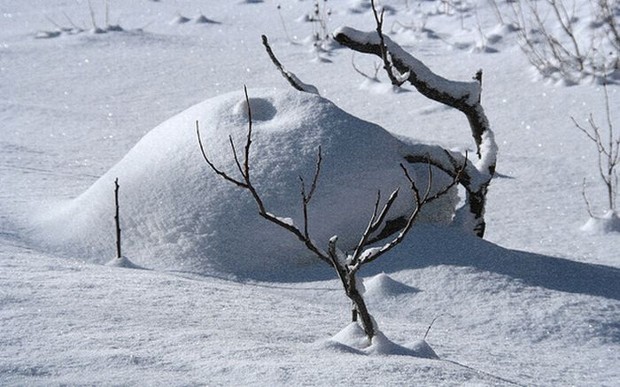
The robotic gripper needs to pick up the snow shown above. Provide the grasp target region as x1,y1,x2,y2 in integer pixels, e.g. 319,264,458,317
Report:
328,321,438,358
24,88,455,280
581,211,620,234
333,25,483,104
1,0,619,385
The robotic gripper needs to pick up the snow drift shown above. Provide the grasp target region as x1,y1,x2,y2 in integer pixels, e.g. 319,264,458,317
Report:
29,88,457,279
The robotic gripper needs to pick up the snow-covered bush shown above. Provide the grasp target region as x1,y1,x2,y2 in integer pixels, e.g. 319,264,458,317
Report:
29,88,458,280
197,87,462,339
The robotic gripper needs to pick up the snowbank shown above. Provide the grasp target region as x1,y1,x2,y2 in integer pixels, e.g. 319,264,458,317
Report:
28,89,457,279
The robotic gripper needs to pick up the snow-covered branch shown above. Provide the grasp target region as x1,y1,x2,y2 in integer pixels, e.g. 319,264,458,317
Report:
261,35,319,95
334,17,498,237
333,27,492,165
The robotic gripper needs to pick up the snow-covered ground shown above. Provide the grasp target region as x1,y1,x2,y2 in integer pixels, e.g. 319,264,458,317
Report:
1,1,618,385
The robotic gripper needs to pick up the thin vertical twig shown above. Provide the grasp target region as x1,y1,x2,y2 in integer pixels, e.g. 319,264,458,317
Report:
114,178,122,258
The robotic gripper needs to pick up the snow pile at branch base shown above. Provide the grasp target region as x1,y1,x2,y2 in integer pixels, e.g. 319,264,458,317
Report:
581,211,620,234
29,89,457,279
327,322,438,358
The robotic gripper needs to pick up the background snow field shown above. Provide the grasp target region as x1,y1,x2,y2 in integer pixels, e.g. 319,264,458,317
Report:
1,0,619,386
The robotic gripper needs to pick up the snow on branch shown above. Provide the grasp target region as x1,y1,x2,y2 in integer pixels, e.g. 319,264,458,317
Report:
334,27,480,103
334,12,498,237
261,35,320,95
333,26,495,175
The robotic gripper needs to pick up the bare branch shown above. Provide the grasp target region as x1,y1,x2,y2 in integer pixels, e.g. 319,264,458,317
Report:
573,79,619,212
335,21,495,237
304,146,322,204
333,28,493,170
114,177,121,259
228,135,246,180
198,88,462,341
357,158,464,267
242,86,253,179
350,188,400,264
261,34,320,94
351,53,381,81
196,121,248,188
370,0,407,87
582,178,595,218
327,236,376,339
197,88,331,264
300,147,323,239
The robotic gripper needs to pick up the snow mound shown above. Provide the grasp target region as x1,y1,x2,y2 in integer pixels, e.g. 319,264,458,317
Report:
329,322,438,358
105,256,145,270
29,88,457,279
364,272,419,298
580,211,620,234
169,14,190,25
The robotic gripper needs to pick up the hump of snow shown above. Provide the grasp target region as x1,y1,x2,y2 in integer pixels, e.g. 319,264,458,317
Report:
580,211,620,234
364,272,419,298
29,88,457,279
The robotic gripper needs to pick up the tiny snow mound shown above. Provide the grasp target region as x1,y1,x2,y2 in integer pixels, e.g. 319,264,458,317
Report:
105,256,145,270
364,272,419,298
29,88,456,279
580,211,620,234
329,322,438,358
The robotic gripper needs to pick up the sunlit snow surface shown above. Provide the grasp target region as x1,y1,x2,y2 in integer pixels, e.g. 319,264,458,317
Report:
1,0,619,385
25,88,456,280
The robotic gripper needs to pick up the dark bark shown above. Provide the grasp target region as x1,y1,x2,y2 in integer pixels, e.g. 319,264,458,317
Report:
333,28,496,237
328,238,375,339
114,178,121,258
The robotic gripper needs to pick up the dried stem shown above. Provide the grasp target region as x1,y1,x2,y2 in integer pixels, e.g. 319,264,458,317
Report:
197,87,460,340
572,80,619,212
262,35,316,94
370,0,406,87
334,4,495,237
114,178,121,259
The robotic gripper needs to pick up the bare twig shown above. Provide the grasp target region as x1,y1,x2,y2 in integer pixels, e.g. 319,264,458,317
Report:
506,0,619,81
276,4,296,45
356,158,464,267
114,178,121,258
300,147,322,239
423,314,447,340
351,54,381,81
370,0,407,87
582,178,595,218
261,35,319,94
334,15,495,236
196,86,330,265
572,79,619,212
197,87,461,340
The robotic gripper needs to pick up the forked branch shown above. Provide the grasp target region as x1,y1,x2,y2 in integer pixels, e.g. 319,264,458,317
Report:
370,0,407,87
197,87,462,340
571,80,619,213
333,1,497,237
261,35,320,95
196,87,329,265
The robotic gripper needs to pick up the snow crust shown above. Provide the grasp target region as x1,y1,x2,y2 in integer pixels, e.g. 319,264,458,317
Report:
334,26,481,103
